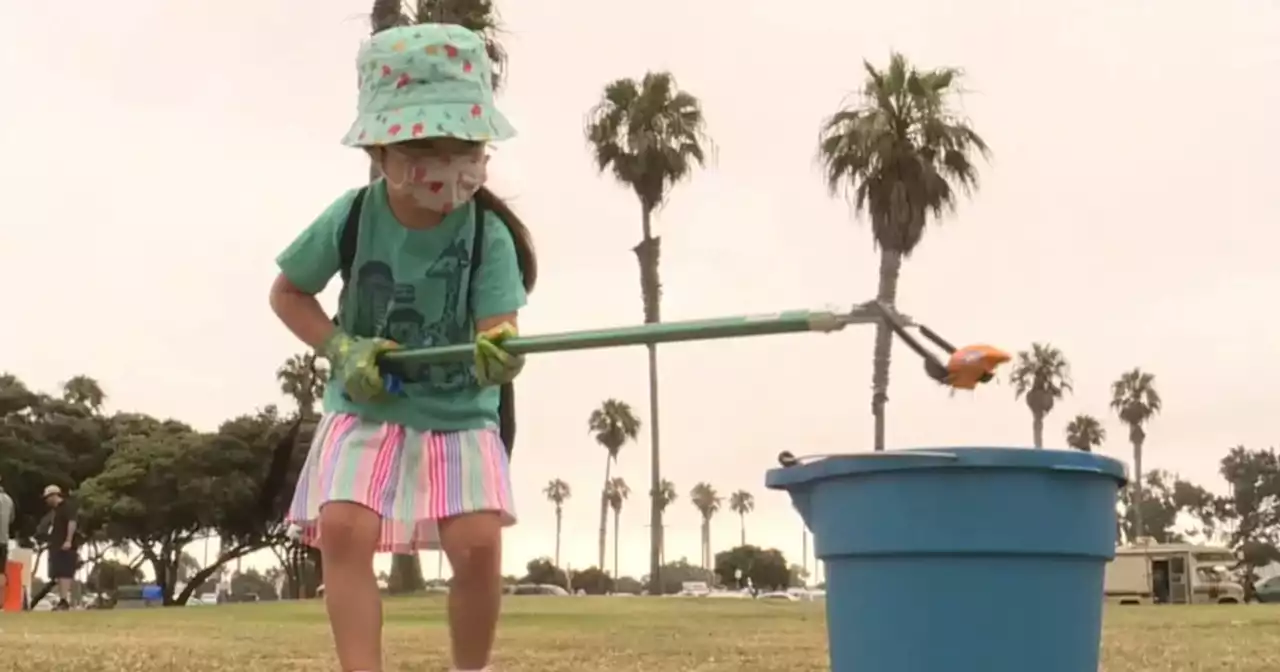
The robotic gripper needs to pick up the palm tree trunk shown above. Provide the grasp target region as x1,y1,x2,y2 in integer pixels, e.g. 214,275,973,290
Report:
597,460,612,570
871,249,903,452
1032,411,1045,449
554,507,563,567
612,510,620,580
636,205,664,595
370,0,402,34
801,528,809,578
646,345,662,581
1131,432,1145,540
739,513,746,547
701,520,709,570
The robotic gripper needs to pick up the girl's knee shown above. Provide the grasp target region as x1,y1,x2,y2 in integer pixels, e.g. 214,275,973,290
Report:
440,512,503,579
318,502,380,561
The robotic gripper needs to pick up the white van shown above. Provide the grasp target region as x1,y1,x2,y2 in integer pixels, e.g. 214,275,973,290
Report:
1105,540,1244,605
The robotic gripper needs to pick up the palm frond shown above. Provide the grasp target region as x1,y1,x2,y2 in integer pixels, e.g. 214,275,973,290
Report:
585,72,711,212
818,52,989,255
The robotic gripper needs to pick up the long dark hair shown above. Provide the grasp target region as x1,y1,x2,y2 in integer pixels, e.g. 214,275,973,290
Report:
475,186,537,293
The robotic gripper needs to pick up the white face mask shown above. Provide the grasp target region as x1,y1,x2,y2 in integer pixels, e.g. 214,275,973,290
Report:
384,154,487,214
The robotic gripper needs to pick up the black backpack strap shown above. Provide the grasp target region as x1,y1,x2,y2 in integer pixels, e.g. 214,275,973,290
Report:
334,187,369,325
469,201,517,457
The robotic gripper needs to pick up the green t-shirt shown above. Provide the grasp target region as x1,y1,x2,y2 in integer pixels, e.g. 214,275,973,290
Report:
276,180,527,432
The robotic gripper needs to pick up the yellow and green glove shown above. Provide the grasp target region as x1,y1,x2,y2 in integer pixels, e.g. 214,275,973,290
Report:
320,331,401,403
474,322,524,386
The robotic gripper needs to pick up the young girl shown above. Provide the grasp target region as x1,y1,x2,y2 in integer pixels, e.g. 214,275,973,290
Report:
269,24,535,672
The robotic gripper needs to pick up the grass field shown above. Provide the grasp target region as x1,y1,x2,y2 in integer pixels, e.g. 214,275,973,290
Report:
0,598,1277,671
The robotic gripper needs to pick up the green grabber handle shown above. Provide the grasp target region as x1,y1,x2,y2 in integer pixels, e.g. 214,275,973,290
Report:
378,301,912,374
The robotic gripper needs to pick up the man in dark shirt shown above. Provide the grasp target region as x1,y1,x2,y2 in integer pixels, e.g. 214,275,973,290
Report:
44,485,77,611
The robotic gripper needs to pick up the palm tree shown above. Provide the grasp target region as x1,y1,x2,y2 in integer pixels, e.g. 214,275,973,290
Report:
1110,369,1162,540
585,72,711,591
543,479,571,567
690,483,722,571
1009,343,1073,449
818,53,990,452
1064,414,1106,453
651,479,678,564
368,2,506,583
588,399,641,570
61,375,105,412
276,354,328,420
605,477,630,580
370,0,506,91
728,490,755,547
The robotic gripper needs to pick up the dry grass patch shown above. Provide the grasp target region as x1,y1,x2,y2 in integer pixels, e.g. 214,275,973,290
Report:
0,597,1276,671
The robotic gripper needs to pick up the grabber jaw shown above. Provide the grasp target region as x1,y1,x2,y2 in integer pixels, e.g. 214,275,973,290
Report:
868,301,1010,391
943,344,1012,390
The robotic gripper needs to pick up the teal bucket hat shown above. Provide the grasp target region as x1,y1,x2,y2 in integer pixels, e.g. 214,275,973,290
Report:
343,23,515,146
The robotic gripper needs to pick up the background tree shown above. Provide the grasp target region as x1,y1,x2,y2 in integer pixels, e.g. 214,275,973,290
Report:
1065,414,1106,453
274,354,327,593
567,566,614,595
61,375,106,412
646,558,715,595
818,52,989,451
76,424,266,605
86,559,143,595
1009,343,1072,448
371,0,507,91
585,71,710,592
216,406,316,598
690,483,722,571
588,399,640,571
789,564,811,588
0,374,114,544
728,490,755,547
367,0,509,585
605,477,630,579
520,557,569,590
1110,368,1162,539
276,354,327,420
543,478,571,567
713,545,790,592
1116,470,1214,544
231,568,281,601
1217,446,1280,594
652,479,677,564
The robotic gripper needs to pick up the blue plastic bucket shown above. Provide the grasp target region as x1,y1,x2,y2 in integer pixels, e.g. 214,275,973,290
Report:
766,447,1126,672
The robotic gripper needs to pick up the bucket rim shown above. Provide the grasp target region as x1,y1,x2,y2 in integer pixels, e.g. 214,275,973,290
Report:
765,446,1128,490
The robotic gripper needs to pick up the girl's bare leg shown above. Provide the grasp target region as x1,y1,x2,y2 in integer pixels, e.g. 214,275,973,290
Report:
319,502,384,671
439,512,504,670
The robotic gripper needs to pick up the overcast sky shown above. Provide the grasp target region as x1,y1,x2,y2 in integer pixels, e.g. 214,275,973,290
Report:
2,0,1277,579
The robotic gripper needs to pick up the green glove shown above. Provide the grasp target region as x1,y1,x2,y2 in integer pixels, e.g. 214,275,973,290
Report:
474,323,525,386
321,331,400,403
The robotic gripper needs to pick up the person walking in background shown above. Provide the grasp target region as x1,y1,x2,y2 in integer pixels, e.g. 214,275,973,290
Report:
0,477,14,602
43,485,77,611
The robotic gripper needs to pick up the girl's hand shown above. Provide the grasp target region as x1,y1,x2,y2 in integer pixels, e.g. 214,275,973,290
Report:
474,322,524,386
322,332,401,402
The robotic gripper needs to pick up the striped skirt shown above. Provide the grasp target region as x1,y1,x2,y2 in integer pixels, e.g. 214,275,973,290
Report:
286,412,516,553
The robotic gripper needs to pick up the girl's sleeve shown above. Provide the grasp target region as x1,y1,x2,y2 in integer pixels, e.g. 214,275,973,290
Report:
276,189,360,295
472,210,528,320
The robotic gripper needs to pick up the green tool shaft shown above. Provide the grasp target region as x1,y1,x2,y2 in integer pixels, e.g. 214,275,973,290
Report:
379,305,887,368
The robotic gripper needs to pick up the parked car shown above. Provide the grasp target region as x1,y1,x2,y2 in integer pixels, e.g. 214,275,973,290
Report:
756,591,799,601
508,583,569,596
1255,575,1280,603
188,593,219,606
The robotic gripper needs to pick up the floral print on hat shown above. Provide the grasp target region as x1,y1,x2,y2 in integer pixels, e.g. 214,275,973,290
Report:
342,24,515,147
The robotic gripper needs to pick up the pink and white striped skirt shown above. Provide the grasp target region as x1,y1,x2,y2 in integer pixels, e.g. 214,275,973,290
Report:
286,412,516,553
